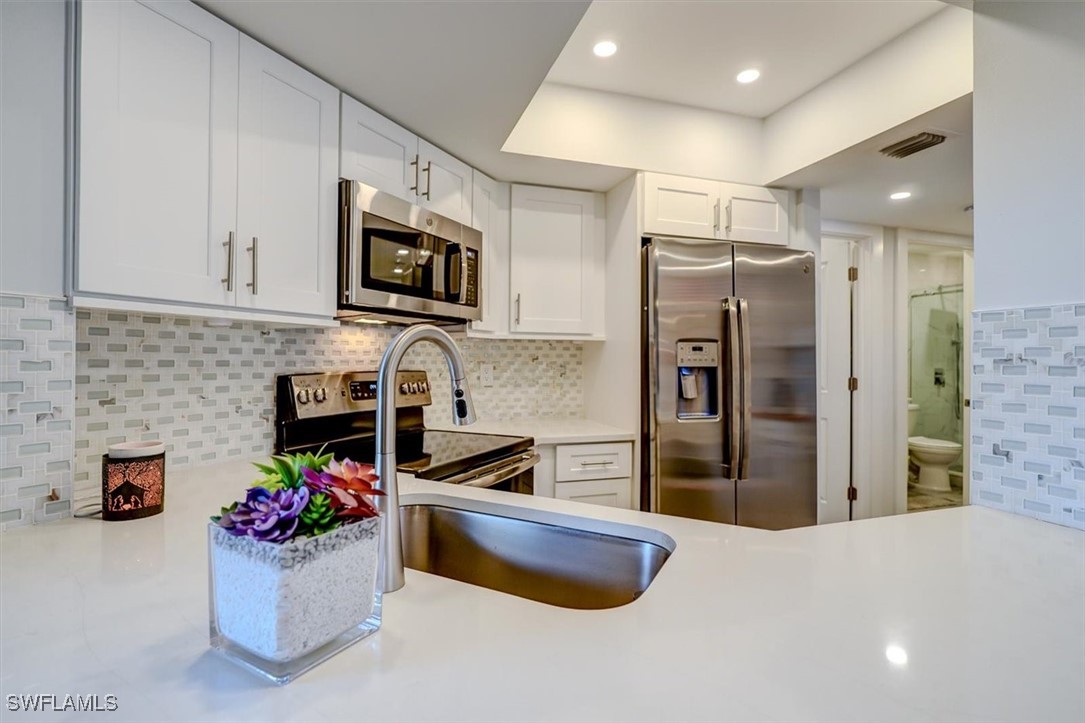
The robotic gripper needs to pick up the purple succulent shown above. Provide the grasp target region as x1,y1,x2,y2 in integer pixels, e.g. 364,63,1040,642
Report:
218,485,310,543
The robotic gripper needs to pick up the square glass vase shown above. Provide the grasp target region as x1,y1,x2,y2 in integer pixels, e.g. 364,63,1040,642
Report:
208,515,382,684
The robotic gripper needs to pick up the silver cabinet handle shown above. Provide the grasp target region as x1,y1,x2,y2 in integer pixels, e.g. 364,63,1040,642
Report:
725,201,733,234
713,200,720,236
723,297,742,478
514,292,521,325
579,460,614,467
247,237,258,295
222,231,234,291
422,160,432,201
409,154,419,194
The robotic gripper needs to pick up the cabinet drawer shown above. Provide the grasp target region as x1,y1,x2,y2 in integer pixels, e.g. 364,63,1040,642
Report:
554,478,632,509
555,442,631,482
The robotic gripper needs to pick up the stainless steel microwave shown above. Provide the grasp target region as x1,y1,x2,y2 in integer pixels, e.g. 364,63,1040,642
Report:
338,180,481,324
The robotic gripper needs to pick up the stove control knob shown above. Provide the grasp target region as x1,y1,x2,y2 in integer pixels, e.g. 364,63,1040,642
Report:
419,381,429,393
400,383,410,394
296,388,311,405
409,382,419,393
314,387,327,403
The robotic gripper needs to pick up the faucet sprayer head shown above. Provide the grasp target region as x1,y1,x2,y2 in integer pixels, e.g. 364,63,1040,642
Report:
451,376,477,425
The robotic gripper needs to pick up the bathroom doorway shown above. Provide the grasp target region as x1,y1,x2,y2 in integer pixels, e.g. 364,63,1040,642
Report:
905,242,971,511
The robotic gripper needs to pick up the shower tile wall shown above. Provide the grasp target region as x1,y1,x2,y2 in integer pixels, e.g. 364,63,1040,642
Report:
0,295,75,530
970,303,1084,530
72,310,584,502
908,251,964,446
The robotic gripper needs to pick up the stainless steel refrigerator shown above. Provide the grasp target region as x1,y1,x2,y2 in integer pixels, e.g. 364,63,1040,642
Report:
641,237,817,530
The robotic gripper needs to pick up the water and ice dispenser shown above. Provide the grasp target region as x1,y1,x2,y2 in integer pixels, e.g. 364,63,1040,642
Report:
675,340,720,420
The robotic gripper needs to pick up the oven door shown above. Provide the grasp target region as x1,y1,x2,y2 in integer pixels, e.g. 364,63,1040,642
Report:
437,452,540,495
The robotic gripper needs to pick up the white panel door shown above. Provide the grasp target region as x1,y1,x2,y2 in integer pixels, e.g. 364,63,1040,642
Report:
236,36,338,317
818,235,855,524
339,94,418,201
509,185,602,336
418,140,472,224
468,170,510,335
642,172,720,239
79,0,238,305
721,182,791,246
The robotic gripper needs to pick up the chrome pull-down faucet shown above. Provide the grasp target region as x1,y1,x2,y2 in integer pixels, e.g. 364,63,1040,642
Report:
374,324,476,593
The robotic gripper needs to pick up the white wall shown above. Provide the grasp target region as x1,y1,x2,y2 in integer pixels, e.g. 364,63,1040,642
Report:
0,0,67,298
762,6,973,184
973,1,1085,310
582,174,642,502
503,83,763,186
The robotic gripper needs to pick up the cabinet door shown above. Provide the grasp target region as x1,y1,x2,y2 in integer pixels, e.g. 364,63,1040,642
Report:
509,185,604,337
720,182,791,246
79,0,238,305
468,170,510,335
554,478,633,509
339,94,419,201
418,140,472,224
236,36,338,317
643,173,720,239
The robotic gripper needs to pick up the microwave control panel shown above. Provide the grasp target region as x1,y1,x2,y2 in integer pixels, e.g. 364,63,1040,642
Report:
465,248,479,307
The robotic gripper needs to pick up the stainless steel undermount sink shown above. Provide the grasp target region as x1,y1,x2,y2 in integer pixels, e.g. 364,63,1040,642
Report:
399,495,675,609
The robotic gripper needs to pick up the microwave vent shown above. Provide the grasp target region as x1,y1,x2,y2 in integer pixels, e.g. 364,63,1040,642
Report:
879,131,947,159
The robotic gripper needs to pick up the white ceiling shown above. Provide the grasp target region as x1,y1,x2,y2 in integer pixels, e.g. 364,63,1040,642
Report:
195,0,631,190
775,95,973,236
546,0,945,118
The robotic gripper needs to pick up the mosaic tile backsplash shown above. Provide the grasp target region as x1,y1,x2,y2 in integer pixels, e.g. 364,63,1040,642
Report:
0,295,76,530
970,303,1085,530
72,311,584,501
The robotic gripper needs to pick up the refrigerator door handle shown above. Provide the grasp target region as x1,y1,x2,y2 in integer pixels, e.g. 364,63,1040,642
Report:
737,298,752,480
723,298,742,477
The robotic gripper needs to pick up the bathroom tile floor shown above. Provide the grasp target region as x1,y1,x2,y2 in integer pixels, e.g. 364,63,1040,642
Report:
907,485,964,512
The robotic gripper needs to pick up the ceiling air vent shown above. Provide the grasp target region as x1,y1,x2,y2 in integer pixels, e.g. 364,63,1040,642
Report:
879,131,946,159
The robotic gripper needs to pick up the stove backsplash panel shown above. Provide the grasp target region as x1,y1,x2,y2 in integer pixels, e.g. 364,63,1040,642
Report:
72,310,584,501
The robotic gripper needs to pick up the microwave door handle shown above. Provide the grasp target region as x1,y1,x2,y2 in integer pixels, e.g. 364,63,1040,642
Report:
723,298,742,478
445,242,462,302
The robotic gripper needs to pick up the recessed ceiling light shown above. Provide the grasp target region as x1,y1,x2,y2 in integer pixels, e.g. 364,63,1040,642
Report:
885,645,908,666
890,191,912,201
736,68,761,84
593,40,618,58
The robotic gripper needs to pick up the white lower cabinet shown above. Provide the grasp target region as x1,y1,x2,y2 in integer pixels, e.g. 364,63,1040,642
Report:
536,440,633,509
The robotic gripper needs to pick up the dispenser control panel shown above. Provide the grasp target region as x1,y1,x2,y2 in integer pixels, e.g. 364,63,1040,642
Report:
676,341,719,368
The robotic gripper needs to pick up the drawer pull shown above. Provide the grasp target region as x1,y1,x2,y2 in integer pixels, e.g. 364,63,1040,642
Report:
579,461,614,467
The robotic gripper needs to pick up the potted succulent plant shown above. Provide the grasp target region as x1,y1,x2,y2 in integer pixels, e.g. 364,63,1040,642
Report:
208,449,384,684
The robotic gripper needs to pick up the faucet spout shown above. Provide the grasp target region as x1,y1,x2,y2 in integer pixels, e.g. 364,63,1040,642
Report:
374,324,476,593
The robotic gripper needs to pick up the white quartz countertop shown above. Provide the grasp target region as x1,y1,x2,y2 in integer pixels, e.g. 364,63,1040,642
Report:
2,458,1084,722
425,416,634,445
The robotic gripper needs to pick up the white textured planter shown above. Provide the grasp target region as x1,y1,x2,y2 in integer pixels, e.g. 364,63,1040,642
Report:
208,516,382,684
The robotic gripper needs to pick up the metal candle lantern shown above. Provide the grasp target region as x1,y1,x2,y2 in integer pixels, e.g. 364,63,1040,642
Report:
101,442,166,521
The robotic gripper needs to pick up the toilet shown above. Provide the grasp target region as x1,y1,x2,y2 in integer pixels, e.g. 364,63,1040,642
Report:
906,401,961,492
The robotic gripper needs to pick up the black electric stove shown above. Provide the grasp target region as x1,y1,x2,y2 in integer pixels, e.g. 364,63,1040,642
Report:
275,370,536,490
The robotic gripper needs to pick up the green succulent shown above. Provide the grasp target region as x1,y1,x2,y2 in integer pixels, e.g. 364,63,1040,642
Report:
252,447,333,491
296,492,340,537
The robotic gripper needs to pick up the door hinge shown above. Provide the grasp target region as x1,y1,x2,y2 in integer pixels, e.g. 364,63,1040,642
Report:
847,376,858,391
847,266,859,282
847,486,858,502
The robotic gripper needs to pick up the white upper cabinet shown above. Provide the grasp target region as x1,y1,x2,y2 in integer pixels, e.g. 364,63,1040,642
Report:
720,182,791,246
509,185,605,338
417,140,473,225
643,173,721,240
78,0,239,306
642,172,791,246
236,36,338,317
339,94,419,200
468,170,510,336
340,98,472,224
